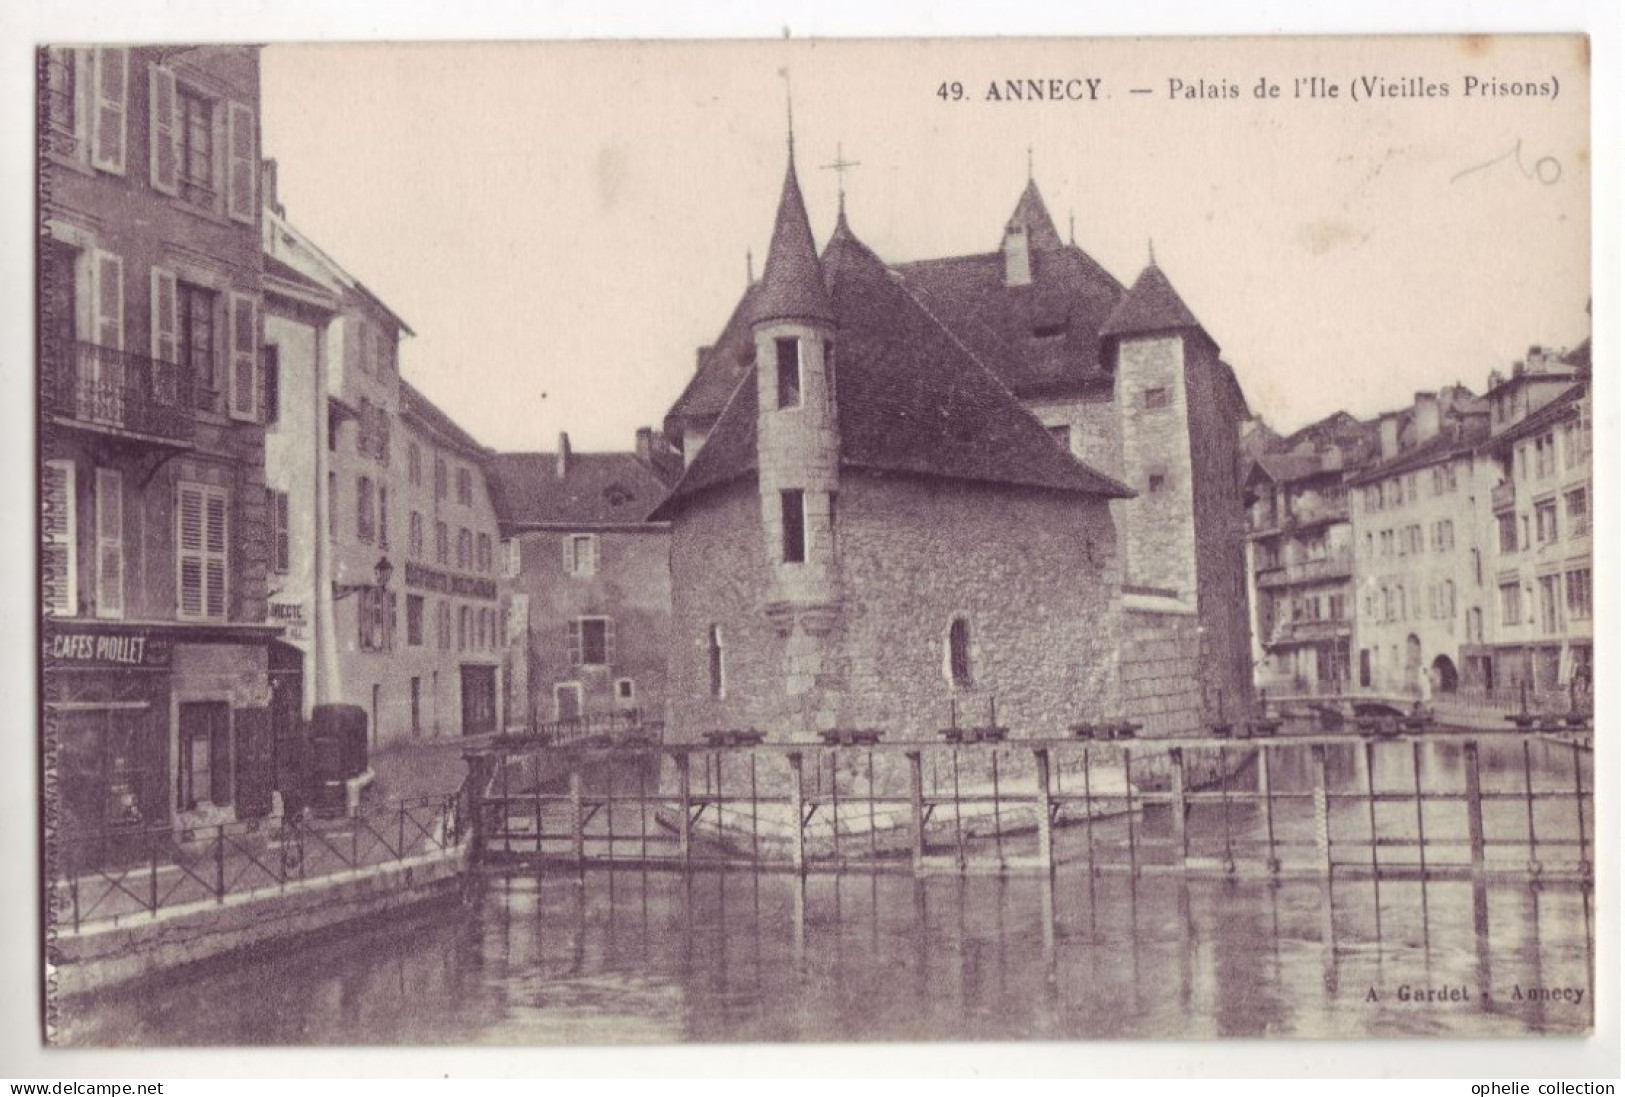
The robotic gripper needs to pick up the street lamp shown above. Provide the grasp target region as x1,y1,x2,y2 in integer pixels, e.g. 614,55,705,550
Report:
334,555,393,600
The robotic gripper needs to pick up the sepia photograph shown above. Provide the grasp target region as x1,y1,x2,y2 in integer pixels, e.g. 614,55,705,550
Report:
19,16,1616,1077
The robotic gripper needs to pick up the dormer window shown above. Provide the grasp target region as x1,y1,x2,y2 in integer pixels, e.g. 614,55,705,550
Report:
775,337,802,408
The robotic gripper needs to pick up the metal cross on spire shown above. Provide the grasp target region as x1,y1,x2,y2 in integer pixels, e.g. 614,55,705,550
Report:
1027,144,1034,181
1148,238,1157,267
821,143,861,212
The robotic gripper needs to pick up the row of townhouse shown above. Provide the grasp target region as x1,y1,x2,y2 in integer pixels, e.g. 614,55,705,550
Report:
1243,341,1591,709
39,45,512,842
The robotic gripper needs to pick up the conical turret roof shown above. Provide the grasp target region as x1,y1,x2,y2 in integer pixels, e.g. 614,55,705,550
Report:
748,153,835,327
1100,261,1206,338
1004,178,1064,251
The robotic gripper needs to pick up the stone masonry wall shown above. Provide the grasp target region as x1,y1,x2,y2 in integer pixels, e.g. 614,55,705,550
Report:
1116,335,1197,598
1119,610,1205,737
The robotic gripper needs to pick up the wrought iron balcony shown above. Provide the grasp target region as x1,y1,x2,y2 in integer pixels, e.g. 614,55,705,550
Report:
44,340,196,445
1255,549,1354,589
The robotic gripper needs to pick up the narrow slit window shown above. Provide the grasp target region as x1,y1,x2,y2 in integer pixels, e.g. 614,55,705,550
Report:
781,489,806,563
775,337,801,408
707,625,725,698
949,617,973,687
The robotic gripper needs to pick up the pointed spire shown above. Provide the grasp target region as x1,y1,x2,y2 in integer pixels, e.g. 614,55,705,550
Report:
1027,144,1034,182
1148,238,1157,267
749,141,835,327
1101,261,1206,339
1003,177,1064,251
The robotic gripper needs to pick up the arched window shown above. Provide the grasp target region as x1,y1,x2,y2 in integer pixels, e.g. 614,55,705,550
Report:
948,617,973,687
707,625,725,698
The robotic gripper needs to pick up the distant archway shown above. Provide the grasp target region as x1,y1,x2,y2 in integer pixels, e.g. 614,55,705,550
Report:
1431,654,1459,694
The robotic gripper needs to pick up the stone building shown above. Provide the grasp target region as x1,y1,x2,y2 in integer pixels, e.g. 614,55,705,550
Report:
1476,344,1592,701
658,152,1253,740
41,45,279,834
1242,412,1377,695
1347,388,1492,696
262,194,505,746
488,431,680,731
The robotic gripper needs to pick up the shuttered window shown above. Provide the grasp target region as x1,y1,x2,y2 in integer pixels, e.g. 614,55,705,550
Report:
569,617,614,666
563,533,598,577
150,267,179,365
94,469,124,619
269,489,290,573
148,64,179,195
91,249,124,350
177,482,228,621
91,48,128,175
228,292,260,420
43,460,77,617
226,100,256,223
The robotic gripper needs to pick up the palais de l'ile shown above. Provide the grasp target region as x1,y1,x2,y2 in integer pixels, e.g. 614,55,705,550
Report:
39,45,1591,840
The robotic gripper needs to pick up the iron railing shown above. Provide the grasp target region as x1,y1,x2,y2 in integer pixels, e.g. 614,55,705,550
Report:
44,340,196,443
51,792,465,933
469,729,1592,883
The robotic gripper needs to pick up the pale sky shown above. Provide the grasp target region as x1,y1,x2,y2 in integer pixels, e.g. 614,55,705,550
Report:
260,37,1590,454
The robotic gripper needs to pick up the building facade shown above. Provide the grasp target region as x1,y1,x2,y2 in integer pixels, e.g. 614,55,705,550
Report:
262,194,505,746
41,45,279,835
489,431,679,732
654,150,1140,744
1477,346,1592,702
1347,389,1491,697
662,165,1253,738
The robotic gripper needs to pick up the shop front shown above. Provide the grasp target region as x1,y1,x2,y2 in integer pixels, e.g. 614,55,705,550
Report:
43,620,283,845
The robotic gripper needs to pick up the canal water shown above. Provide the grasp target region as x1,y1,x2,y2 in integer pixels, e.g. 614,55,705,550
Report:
58,736,1594,1045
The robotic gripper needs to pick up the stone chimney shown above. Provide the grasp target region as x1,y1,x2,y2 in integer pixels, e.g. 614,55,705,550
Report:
556,432,571,479
1379,416,1400,459
635,426,653,464
1412,392,1441,443
261,158,283,218
1003,224,1032,287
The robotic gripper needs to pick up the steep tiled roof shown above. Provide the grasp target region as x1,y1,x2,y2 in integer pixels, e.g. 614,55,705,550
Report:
1482,382,1586,451
651,212,1134,519
665,284,760,432
489,451,674,529
399,380,488,459
1249,452,1329,486
1004,178,1064,250
1349,416,1491,484
896,244,1125,396
748,155,835,327
1100,262,1206,339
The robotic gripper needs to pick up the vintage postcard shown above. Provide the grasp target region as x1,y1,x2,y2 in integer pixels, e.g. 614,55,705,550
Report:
26,27,1613,1075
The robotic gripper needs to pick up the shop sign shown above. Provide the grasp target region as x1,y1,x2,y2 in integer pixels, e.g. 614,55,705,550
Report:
404,562,498,601
44,627,173,668
270,600,310,641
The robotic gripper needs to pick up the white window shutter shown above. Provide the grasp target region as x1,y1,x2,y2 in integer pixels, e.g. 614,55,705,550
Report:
91,48,127,175
562,535,573,574
567,619,583,665
226,100,256,223
91,250,124,350
44,461,77,616
95,469,125,619
150,267,178,363
604,617,616,665
148,64,179,195
204,490,228,619
228,291,259,421
177,484,204,618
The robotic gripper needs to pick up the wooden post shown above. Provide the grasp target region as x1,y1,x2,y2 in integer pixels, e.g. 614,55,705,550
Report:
1312,743,1333,877
788,751,807,875
569,766,585,870
1169,747,1189,869
907,750,925,874
677,752,693,865
1033,747,1054,874
1259,744,1279,875
1463,739,1485,876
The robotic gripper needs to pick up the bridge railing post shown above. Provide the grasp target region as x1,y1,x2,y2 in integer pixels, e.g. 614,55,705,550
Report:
676,752,693,865
1463,739,1485,876
1033,747,1054,874
1311,743,1333,877
788,751,807,875
906,750,925,873
1169,747,1189,870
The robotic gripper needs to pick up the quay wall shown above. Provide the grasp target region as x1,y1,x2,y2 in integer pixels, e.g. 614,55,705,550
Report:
52,843,467,997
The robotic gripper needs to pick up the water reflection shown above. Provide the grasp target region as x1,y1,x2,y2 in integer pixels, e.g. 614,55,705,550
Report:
61,862,1592,1046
